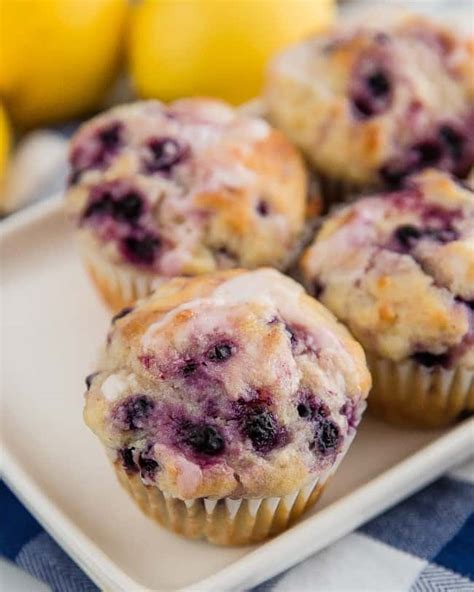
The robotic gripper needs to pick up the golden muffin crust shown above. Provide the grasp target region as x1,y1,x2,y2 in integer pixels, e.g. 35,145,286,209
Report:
266,15,473,187
300,170,474,369
66,98,307,277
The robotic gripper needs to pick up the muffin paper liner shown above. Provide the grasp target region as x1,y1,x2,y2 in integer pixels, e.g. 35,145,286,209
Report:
78,237,160,311
366,353,474,428
112,432,355,546
78,233,311,312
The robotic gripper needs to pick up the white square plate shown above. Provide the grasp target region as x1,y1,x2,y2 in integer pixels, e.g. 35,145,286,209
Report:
1,197,473,591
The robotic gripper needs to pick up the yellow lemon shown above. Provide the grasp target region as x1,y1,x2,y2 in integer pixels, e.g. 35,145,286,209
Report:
0,102,11,180
0,0,128,128
128,0,335,104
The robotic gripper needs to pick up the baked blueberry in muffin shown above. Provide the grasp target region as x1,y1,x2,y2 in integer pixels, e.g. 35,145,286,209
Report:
267,15,473,205
300,170,474,426
66,98,308,310
84,269,370,544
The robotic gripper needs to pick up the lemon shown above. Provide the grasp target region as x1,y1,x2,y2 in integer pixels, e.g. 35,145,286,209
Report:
0,0,128,128
128,0,335,104
0,102,11,180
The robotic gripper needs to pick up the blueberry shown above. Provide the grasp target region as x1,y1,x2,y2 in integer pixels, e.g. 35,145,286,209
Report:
412,141,442,166
412,351,450,368
83,192,114,219
83,185,144,226
115,395,155,430
71,122,122,179
394,223,458,249
316,421,340,453
316,402,330,418
299,395,338,452
207,343,233,363
85,371,99,390
111,306,133,324
182,360,198,377
98,123,121,148
380,123,471,188
439,125,464,160
367,71,391,97
298,394,329,421
340,400,360,430
120,447,137,472
394,224,422,247
145,137,188,173
426,227,458,244
121,234,160,265
379,163,407,188
113,192,143,223
138,451,159,480
256,200,269,216
183,424,225,456
139,457,159,478
352,97,376,119
243,408,278,452
351,68,392,119
297,403,312,418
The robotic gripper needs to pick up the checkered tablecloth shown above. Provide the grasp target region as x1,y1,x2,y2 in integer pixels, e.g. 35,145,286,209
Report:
1,458,473,591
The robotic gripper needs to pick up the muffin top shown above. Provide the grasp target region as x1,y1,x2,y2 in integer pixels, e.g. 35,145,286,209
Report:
84,269,371,500
66,98,307,275
266,14,474,187
300,170,474,369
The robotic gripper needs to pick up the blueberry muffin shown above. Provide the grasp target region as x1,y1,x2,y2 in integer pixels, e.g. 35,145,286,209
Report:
266,15,473,207
300,170,474,427
84,269,371,544
66,98,307,310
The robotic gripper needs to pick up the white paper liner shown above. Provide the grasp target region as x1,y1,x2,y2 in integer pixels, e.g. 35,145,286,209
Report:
77,236,161,310
77,232,306,311
367,353,474,428
113,431,356,546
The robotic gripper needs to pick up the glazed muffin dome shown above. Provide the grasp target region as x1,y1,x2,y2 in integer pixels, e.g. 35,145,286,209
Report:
66,98,307,275
84,269,371,500
266,15,474,187
300,170,474,369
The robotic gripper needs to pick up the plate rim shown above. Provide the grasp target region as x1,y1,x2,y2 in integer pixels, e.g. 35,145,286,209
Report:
0,193,63,238
2,198,473,591
2,449,140,592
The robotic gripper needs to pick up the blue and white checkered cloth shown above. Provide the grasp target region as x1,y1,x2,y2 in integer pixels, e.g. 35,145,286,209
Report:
1,459,473,591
